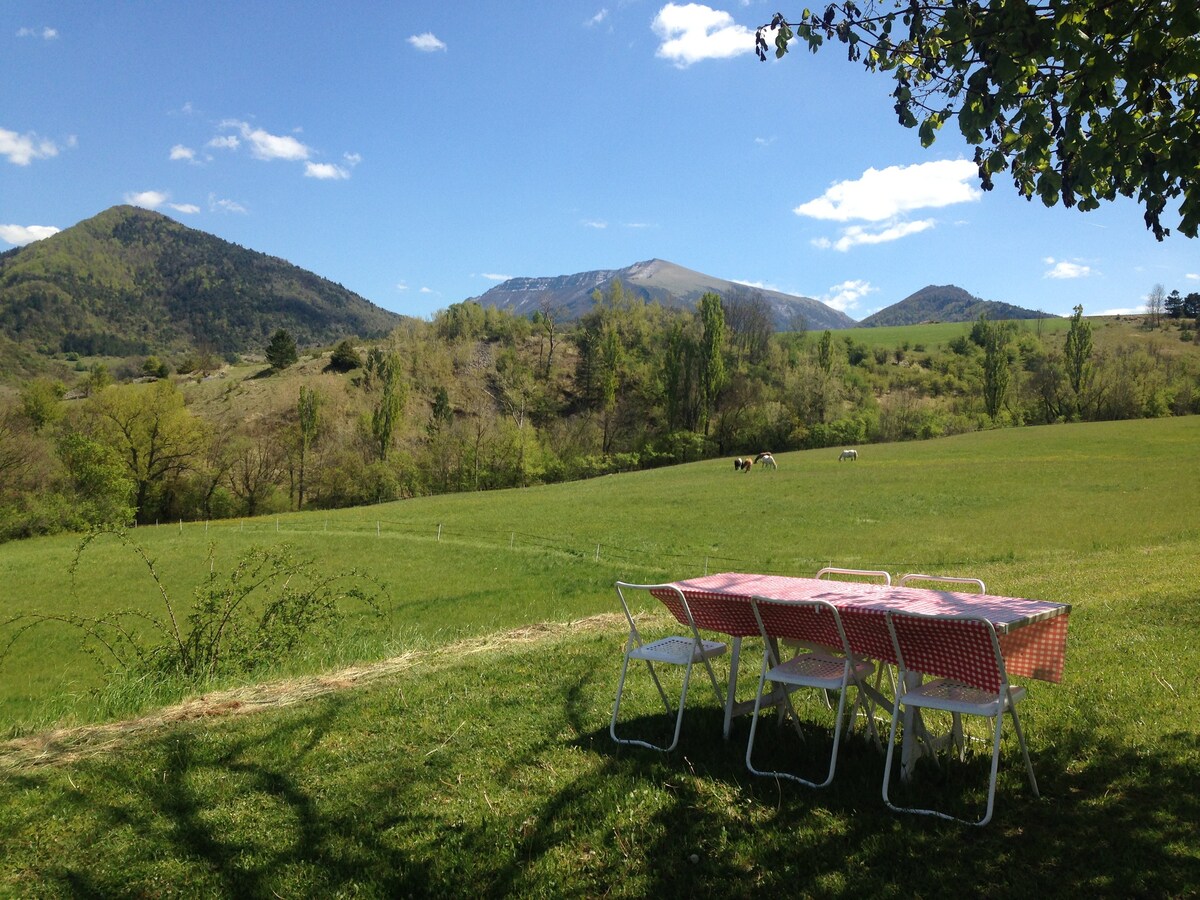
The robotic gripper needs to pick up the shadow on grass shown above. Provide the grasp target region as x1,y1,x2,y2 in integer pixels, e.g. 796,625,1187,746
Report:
3,670,1197,897
559,701,1200,896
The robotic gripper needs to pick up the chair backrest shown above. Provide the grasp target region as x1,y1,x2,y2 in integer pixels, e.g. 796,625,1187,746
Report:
885,611,1007,694
817,566,892,585
899,573,986,593
616,582,758,640
749,597,851,656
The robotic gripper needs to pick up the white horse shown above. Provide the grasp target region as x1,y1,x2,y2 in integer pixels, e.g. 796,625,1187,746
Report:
754,452,778,470
838,448,858,462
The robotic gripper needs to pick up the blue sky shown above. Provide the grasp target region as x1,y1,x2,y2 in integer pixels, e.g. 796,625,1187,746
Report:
3,1,1197,322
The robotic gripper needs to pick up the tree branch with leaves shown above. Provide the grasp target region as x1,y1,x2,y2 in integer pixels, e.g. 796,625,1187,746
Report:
758,1,1200,239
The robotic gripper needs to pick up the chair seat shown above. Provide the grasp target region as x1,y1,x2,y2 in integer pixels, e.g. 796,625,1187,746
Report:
902,677,1025,717
767,652,875,691
629,635,727,666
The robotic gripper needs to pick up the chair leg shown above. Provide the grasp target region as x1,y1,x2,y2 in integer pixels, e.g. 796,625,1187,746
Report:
1007,702,1039,797
610,654,690,753
746,658,845,789
979,705,1006,827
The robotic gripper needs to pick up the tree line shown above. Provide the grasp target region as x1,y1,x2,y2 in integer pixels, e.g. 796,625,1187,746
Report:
2,283,1199,542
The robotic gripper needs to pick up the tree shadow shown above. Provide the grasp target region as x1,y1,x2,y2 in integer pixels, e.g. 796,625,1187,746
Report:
2,656,1197,897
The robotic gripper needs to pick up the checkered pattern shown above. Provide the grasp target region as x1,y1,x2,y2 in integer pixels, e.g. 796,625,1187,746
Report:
887,612,1004,693
750,598,846,651
669,573,1070,684
650,586,761,637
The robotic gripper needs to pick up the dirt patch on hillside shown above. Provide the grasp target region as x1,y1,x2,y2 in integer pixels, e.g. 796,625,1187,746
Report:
0,613,627,772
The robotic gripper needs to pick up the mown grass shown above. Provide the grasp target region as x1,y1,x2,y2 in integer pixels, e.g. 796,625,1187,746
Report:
1,417,1199,895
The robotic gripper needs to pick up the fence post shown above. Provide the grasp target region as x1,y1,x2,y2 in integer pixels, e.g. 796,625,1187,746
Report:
437,524,442,542
377,521,381,537
510,532,514,550
595,543,601,562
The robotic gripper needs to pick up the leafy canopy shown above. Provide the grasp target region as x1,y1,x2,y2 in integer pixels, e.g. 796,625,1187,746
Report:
758,2,1200,239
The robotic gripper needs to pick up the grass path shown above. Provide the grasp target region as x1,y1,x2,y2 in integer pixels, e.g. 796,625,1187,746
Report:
0,613,627,772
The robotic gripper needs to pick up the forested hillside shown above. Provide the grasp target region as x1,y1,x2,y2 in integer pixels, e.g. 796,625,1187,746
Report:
859,284,1048,326
1,281,1198,542
0,206,402,357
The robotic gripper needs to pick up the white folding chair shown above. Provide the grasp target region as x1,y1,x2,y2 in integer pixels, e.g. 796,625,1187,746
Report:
899,573,986,594
897,573,986,752
882,610,1039,826
745,597,877,788
610,582,727,752
815,566,893,726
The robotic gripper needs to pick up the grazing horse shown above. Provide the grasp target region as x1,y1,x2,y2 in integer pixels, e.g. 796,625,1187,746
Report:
838,448,858,462
755,452,778,470
734,457,754,472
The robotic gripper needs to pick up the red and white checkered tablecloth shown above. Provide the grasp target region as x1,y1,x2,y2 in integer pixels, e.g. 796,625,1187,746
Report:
663,573,1070,684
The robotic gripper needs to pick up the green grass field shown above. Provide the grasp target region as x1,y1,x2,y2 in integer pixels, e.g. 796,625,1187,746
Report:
2,417,1199,895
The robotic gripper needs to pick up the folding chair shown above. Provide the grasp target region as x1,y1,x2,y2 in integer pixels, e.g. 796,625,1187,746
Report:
882,610,1039,826
745,597,877,788
899,573,986,594
610,582,727,752
897,574,987,751
816,566,893,726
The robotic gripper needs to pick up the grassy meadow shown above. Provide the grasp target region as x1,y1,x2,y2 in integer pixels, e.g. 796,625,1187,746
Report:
2,417,1199,895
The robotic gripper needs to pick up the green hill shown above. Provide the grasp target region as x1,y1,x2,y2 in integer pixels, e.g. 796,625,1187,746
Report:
861,284,1052,326
0,206,403,357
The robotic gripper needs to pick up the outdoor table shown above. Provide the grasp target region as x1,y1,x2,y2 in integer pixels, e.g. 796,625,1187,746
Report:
656,573,1070,778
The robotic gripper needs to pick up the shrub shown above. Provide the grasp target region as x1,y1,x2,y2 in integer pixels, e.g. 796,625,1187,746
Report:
0,528,386,683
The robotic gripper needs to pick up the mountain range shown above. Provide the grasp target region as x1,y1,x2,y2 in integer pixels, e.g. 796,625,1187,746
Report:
0,207,1054,368
471,260,1050,330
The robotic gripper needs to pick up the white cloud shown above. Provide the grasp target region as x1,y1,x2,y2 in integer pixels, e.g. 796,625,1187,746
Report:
1186,273,1199,281
587,9,610,26
732,279,778,292
820,279,877,312
217,120,310,161
396,282,409,292
482,273,512,282
1043,257,1092,279
796,160,980,223
408,32,447,52
247,127,309,161
582,220,608,229
420,287,435,294
343,151,362,166
208,135,240,151
799,160,977,251
813,219,936,252
0,224,59,246
168,203,200,214
169,144,196,162
0,127,59,165
17,26,58,39
209,194,247,214
652,3,755,68
125,190,169,209
304,161,349,180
